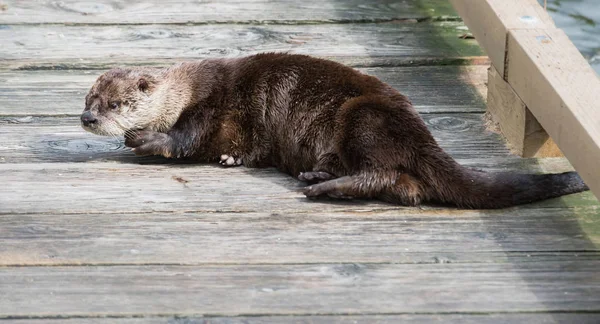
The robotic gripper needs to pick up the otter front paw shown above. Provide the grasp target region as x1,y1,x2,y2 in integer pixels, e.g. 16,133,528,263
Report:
219,154,243,167
298,171,336,184
125,130,173,157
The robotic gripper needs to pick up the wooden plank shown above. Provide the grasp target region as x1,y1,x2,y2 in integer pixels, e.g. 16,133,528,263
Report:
0,261,599,316
1,208,598,265
4,314,600,324
0,0,458,25
0,159,595,215
0,22,483,69
0,114,510,165
0,66,487,117
487,65,561,157
506,28,600,201
449,0,554,74
4,56,491,71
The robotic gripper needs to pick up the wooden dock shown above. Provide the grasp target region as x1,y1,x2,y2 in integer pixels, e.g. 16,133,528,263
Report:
0,0,599,322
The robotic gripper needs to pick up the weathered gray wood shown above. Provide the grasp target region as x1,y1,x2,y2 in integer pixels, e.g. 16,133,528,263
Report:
3,314,600,323
0,0,595,320
1,208,598,266
4,56,491,72
0,65,487,117
0,113,510,164
0,0,457,25
0,22,483,69
0,159,595,215
0,261,599,316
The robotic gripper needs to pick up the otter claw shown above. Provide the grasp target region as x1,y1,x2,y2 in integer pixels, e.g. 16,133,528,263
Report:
219,154,243,167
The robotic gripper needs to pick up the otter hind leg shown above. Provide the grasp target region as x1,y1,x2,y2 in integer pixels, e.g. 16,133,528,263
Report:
302,171,425,206
379,173,425,207
311,95,432,205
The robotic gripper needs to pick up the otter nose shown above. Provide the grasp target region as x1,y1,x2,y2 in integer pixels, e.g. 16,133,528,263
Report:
81,111,97,127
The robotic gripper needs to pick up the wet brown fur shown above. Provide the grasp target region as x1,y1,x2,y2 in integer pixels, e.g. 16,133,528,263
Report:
82,53,589,209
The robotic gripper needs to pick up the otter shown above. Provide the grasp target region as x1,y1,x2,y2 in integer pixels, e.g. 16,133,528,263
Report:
81,53,588,209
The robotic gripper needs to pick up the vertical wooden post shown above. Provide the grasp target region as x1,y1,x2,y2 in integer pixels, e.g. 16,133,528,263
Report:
487,66,562,157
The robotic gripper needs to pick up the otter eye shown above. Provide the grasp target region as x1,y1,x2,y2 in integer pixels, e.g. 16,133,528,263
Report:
110,102,119,110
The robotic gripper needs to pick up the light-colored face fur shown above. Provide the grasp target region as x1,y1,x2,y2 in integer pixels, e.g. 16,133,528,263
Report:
81,66,192,137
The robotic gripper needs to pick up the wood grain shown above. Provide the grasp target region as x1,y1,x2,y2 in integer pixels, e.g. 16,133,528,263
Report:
0,0,597,320
0,159,595,215
486,65,561,157
0,114,510,164
1,208,598,266
0,0,458,25
4,314,600,323
0,22,483,69
449,0,554,74
1,261,599,316
0,65,487,117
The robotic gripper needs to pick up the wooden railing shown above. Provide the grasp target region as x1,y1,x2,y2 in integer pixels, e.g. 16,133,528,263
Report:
450,0,600,200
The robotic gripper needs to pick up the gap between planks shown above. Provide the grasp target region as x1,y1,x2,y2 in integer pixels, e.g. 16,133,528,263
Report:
2,312,600,321
0,17,464,27
1,313,600,324
6,56,491,72
1,252,600,267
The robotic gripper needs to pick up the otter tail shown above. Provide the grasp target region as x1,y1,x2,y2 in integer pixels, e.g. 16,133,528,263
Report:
417,150,589,209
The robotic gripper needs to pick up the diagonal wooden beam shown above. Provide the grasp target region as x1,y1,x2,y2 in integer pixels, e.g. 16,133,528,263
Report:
450,0,600,200
449,0,554,75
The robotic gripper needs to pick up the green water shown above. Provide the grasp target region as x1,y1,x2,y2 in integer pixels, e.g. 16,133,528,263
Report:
538,0,599,74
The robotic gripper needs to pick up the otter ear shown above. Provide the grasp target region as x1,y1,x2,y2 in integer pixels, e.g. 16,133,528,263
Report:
137,78,150,92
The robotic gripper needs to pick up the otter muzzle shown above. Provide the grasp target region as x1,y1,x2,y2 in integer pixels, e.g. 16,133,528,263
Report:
81,111,98,127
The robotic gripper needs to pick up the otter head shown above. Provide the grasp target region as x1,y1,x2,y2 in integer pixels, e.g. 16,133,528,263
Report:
81,68,165,136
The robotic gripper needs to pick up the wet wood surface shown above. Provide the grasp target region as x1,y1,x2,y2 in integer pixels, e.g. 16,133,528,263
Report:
0,0,598,322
